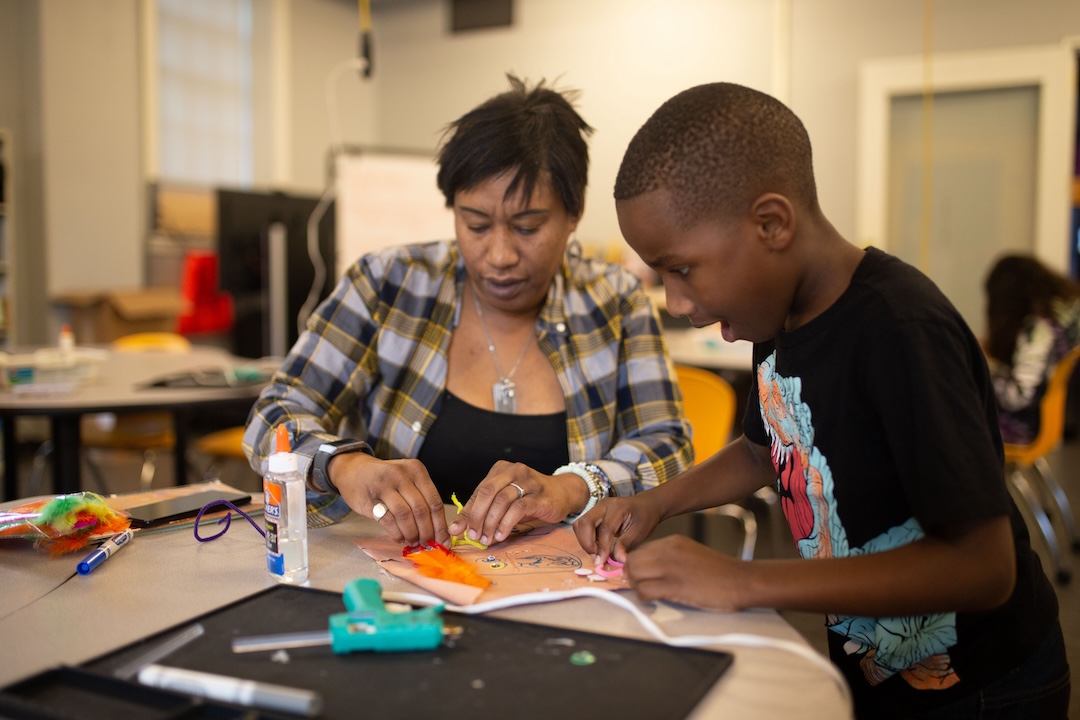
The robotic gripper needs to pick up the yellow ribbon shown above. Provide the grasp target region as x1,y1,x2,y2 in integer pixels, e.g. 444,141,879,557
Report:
449,493,489,550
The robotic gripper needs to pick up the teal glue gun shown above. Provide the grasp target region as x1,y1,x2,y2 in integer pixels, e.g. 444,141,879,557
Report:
231,578,450,654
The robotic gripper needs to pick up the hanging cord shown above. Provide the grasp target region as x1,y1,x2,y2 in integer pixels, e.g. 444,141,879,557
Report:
297,184,336,340
358,0,373,79
383,586,852,709
296,55,370,337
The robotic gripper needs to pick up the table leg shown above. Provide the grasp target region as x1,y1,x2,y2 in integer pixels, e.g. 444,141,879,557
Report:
2,416,16,501
173,408,191,485
50,415,82,494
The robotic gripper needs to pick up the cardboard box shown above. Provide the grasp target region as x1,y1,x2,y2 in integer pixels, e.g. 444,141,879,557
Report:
52,288,184,343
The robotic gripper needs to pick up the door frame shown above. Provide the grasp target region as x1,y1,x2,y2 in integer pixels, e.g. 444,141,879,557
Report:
857,42,1077,272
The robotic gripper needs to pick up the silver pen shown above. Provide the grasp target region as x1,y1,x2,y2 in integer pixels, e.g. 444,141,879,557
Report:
137,663,323,717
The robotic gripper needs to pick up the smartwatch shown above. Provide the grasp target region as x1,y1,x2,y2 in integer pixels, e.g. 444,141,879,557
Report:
309,439,374,494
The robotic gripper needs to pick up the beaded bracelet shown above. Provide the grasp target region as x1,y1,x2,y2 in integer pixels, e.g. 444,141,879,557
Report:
556,462,612,523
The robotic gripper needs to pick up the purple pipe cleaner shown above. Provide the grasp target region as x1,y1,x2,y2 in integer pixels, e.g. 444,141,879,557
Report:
193,500,265,542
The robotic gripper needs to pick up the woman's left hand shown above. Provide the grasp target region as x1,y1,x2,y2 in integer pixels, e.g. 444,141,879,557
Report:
447,460,589,545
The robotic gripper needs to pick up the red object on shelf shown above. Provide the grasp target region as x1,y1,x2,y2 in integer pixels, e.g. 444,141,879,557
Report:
176,251,234,336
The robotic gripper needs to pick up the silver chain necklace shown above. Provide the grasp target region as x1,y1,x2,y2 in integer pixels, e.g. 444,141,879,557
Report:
471,289,532,414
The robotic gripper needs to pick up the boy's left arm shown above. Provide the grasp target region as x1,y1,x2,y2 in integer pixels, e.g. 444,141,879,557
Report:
624,513,1016,615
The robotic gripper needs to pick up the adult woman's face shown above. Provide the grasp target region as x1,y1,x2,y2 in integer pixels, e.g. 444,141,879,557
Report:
454,170,580,315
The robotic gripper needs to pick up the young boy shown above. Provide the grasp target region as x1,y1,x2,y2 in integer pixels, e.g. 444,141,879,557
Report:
575,82,1070,718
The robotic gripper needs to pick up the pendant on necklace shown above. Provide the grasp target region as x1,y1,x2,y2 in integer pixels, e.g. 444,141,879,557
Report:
493,378,517,414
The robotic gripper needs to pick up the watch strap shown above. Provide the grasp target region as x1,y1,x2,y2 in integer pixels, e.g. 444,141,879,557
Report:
309,439,373,494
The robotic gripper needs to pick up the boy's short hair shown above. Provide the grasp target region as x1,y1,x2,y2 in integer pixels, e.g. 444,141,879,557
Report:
436,74,593,218
614,82,818,228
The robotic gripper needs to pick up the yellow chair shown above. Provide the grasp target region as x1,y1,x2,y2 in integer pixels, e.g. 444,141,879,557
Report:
1003,345,1080,584
112,332,193,353
81,332,194,491
674,363,758,560
676,364,737,461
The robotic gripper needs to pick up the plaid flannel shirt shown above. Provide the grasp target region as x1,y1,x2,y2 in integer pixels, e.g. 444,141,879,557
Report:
244,240,692,525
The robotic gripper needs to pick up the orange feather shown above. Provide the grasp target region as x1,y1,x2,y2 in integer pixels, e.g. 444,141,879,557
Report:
408,545,491,589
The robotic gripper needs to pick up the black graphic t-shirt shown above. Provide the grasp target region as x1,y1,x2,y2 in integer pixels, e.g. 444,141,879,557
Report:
743,247,1059,718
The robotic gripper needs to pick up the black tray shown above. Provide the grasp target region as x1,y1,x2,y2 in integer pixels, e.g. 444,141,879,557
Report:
4,584,733,719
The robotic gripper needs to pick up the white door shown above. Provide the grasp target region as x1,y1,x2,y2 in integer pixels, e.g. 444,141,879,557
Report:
858,44,1077,335
886,86,1039,335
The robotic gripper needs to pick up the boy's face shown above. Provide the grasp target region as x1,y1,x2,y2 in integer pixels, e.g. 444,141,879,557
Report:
617,189,791,344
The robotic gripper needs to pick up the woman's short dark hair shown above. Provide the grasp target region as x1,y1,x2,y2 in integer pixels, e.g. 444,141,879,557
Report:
436,74,593,218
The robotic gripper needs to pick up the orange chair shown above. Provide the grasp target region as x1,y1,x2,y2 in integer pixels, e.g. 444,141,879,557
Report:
674,364,757,560
193,424,251,483
81,333,194,491
1003,345,1080,584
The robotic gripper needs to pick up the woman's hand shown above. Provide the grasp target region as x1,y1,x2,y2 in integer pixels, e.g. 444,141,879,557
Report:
447,461,589,545
329,453,450,547
624,535,749,612
573,494,662,566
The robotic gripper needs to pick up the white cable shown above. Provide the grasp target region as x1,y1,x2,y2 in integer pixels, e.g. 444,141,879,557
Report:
382,586,851,708
297,56,368,338
298,183,335,338
325,57,368,159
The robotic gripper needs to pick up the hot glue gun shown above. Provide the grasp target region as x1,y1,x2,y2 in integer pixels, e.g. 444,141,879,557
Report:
231,578,458,655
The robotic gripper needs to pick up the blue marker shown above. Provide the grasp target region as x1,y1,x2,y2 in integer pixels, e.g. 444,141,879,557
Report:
77,528,135,575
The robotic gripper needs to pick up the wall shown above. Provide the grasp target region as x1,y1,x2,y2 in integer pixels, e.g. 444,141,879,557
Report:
1,0,1079,344
789,0,1080,257
40,0,144,299
367,0,1080,252
369,0,776,251
0,0,48,344
285,0,381,193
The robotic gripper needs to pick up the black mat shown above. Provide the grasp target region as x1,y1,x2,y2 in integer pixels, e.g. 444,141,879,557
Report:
5,584,734,720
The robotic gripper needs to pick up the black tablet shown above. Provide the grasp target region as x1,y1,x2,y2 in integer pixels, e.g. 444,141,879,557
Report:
125,489,252,528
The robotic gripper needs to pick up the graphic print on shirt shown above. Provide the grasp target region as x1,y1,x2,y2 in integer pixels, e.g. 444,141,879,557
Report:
757,351,960,691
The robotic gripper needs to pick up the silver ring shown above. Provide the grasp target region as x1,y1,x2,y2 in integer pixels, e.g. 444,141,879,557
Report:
372,502,388,520
509,482,526,500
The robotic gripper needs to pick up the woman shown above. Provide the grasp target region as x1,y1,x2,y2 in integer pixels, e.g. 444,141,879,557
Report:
984,253,1080,444
244,75,692,548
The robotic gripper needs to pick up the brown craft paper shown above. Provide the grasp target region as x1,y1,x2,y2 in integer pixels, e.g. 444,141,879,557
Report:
355,522,629,606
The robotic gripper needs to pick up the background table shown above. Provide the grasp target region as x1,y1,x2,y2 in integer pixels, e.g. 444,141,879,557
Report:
664,327,754,372
0,506,852,719
0,346,267,500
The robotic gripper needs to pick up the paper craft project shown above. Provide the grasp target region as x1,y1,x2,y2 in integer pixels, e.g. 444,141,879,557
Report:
355,522,629,606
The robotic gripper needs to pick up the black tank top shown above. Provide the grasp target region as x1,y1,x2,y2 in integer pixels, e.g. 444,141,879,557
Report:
417,391,569,504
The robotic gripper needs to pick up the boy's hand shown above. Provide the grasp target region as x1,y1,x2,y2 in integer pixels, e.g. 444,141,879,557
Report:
626,535,748,612
573,495,662,565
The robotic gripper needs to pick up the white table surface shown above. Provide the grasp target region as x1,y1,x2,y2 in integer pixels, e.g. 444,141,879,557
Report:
664,327,755,373
0,506,851,719
0,345,268,411
0,345,271,498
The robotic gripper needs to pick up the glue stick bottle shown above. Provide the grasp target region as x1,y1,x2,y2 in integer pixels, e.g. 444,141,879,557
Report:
265,425,309,584
58,323,75,364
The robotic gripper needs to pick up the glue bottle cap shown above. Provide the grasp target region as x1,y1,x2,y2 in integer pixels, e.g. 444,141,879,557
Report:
275,425,291,453
58,323,75,352
269,425,299,474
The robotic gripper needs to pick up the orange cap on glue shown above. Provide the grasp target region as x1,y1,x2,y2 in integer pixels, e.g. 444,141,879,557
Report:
275,425,291,454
